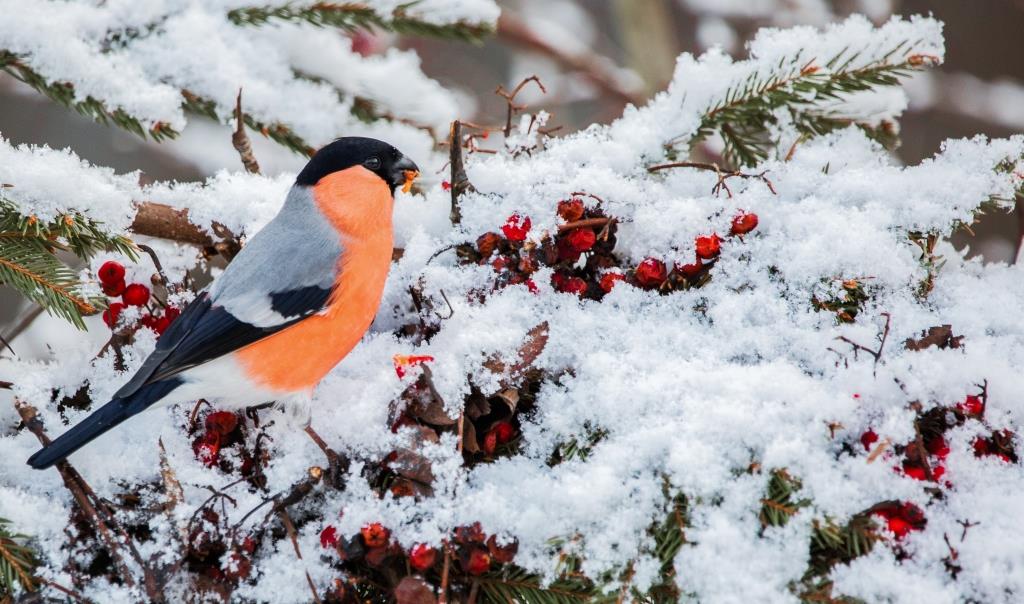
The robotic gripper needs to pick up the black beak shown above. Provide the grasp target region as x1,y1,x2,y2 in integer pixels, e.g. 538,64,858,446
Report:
389,155,420,192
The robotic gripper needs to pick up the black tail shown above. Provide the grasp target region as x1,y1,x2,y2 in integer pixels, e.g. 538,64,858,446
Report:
26,379,182,470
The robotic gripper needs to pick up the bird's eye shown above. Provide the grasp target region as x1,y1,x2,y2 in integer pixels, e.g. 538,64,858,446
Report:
364,156,382,170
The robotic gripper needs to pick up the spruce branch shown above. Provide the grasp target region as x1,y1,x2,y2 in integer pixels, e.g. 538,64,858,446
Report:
0,518,36,597
226,3,493,43
476,566,607,604
759,469,810,529
0,198,135,328
687,44,940,168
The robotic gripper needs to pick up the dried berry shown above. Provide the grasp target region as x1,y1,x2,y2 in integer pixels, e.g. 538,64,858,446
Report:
599,272,625,293
486,535,518,564
552,273,587,296
409,543,437,571
463,547,491,575
501,213,531,241
675,259,703,279
730,211,759,235
695,234,722,259
98,260,125,285
361,523,390,548
476,232,502,258
122,283,151,306
634,258,667,288
193,432,221,467
557,198,585,222
958,395,984,416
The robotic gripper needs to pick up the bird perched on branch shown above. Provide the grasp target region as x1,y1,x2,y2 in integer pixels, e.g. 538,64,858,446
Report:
27,137,419,469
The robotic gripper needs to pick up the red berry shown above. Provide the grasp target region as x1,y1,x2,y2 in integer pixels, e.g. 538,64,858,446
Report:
492,421,515,444
695,234,722,259
973,437,992,456
361,523,389,548
97,260,125,285
205,411,238,436
565,228,596,253
932,464,946,481
886,516,912,538
164,306,181,321
122,283,150,306
320,526,338,549
393,355,434,379
501,214,531,241
926,436,949,460
675,259,703,279
525,279,539,294
730,211,759,235
102,279,126,297
463,547,491,575
958,395,984,416
553,274,587,296
557,198,584,222
102,302,126,328
153,315,173,335
599,272,625,293
483,429,498,455
441,180,452,191
194,432,221,467
860,429,878,451
634,258,667,288
409,543,437,571
902,464,927,481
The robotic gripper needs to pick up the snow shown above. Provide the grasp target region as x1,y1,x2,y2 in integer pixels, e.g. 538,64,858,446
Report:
3,11,1024,604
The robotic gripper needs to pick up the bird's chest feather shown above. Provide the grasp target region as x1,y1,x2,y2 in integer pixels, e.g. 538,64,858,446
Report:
235,167,394,392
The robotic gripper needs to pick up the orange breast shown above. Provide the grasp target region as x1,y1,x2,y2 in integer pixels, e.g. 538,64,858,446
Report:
234,167,394,393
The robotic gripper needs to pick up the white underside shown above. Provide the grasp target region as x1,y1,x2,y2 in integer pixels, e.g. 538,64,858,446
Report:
154,353,314,425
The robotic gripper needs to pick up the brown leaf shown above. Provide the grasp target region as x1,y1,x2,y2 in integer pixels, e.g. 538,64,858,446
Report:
495,389,520,413
390,477,434,499
482,321,549,388
462,418,480,454
395,576,437,604
464,390,491,420
405,366,457,426
905,325,964,351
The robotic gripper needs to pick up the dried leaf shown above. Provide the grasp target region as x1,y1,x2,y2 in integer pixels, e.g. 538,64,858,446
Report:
462,419,480,454
905,325,963,351
482,321,549,388
395,576,437,604
405,366,457,426
464,391,491,420
495,389,520,413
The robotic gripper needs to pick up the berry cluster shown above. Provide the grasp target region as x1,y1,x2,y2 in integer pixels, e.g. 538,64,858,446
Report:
97,260,179,335
461,199,758,300
188,409,268,482
872,501,927,539
318,520,517,601
858,388,1017,490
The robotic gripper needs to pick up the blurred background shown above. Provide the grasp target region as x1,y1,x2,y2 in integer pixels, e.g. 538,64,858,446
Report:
2,0,1023,353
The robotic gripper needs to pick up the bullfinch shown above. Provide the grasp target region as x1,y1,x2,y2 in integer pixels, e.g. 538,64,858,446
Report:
27,137,419,469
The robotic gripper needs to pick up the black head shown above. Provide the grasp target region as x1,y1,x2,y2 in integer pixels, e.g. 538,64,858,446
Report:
295,137,419,193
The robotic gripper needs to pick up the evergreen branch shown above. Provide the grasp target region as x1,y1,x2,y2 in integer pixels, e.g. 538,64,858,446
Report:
0,51,178,142
227,2,493,43
0,518,36,596
181,90,315,156
759,469,810,529
689,45,940,167
476,567,607,604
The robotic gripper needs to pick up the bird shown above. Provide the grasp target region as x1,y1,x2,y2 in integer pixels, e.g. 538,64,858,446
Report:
27,137,419,470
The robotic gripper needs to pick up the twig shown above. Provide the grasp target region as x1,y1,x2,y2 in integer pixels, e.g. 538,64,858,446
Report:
557,217,617,233
495,75,547,138
438,541,452,604
646,161,777,198
13,400,149,597
304,425,349,487
136,243,172,294
448,121,474,225
835,312,892,374
40,579,91,603
912,420,934,481
496,12,645,107
232,89,261,175
277,508,323,604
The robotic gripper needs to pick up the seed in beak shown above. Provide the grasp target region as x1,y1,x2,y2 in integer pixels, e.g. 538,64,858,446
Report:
402,170,419,193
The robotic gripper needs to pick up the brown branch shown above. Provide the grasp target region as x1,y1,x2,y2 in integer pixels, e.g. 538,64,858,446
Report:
448,120,474,225
557,217,617,233
495,75,547,138
232,89,261,175
496,12,645,107
278,508,322,604
438,541,452,604
13,400,159,599
646,161,777,198
130,202,213,246
835,312,891,375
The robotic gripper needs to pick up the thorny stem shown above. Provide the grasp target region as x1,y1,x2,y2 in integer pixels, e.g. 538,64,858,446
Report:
646,161,778,198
